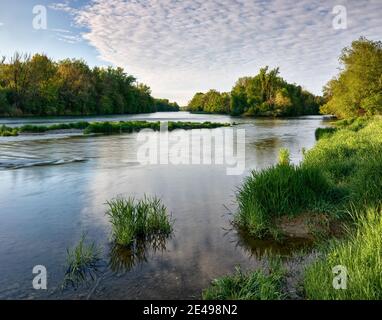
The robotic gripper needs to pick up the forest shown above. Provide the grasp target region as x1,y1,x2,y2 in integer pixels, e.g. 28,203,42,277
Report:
0,53,179,116
187,67,324,116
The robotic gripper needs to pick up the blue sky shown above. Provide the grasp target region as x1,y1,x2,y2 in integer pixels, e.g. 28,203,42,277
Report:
0,0,381,105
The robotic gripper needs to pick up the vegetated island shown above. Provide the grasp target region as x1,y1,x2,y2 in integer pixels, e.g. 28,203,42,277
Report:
203,37,382,300
0,121,231,137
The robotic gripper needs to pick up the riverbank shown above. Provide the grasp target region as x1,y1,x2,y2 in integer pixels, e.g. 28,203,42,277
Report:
203,116,382,299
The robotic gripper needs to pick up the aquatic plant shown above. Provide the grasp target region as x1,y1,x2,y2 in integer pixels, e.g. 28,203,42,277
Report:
278,148,290,165
62,234,102,289
202,262,285,300
105,196,173,246
304,206,382,299
0,125,18,136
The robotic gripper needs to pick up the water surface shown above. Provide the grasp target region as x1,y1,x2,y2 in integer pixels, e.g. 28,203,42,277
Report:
0,112,326,299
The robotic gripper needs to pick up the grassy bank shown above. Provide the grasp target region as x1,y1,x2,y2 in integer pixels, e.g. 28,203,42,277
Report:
304,206,382,299
0,121,230,136
206,116,382,300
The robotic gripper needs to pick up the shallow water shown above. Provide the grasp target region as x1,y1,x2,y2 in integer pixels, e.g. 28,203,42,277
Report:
0,112,326,299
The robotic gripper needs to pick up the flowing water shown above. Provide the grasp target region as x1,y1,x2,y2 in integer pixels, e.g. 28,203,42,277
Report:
0,112,327,299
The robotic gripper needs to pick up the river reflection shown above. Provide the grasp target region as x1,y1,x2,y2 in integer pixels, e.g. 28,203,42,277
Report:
109,235,170,273
0,112,328,299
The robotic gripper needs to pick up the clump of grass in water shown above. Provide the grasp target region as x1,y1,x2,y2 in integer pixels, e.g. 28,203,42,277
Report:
278,148,290,166
202,260,285,300
0,125,18,136
304,205,382,299
62,234,102,289
105,196,173,246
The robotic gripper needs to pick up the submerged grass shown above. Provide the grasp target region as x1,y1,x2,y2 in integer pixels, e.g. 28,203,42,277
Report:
202,260,285,300
304,205,382,299
62,234,101,289
105,196,173,246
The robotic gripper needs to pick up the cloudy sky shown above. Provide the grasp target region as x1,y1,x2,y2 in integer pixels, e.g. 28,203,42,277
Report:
0,0,381,105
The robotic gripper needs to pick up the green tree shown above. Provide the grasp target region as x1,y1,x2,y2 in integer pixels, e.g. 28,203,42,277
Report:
321,37,382,118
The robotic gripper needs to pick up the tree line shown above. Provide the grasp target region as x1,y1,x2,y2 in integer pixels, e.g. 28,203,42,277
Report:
187,67,324,116
0,53,179,116
321,37,382,119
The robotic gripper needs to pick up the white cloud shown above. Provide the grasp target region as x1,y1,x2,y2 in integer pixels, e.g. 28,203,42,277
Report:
53,0,382,105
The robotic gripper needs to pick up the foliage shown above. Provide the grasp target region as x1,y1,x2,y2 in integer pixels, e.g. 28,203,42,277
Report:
315,127,337,140
235,163,339,237
62,234,101,289
187,66,323,116
0,53,178,116
105,196,173,246
304,206,382,300
202,263,285,300
278,148,291,165
0,120,230,136
321,38,382,118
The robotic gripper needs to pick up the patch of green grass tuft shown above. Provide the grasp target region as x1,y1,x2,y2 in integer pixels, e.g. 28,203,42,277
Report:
62,234,101,289
105,196,173,246
202,262,285,300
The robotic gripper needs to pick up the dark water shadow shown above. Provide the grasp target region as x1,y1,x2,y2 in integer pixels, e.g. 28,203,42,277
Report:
234,228,314,258
108,234,169,273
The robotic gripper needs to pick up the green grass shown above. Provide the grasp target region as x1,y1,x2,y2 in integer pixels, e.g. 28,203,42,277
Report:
0,125,18,136
0,120,230,136
236,118,382,238
202,262,285,300
304,206,382,299
62,235,101,289
19,121,90,133
315,127,337,140
105,196,173,246
235,161,341,237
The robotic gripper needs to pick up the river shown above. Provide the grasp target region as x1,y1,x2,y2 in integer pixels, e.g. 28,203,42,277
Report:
0,112,327,299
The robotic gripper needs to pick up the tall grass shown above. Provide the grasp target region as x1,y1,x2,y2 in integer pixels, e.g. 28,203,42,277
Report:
0,120,230,136
105,196,173,246
19,122,89,133
202,262,285,300
236,118,382,238
235,162,340,237
62,235,101,288
0,125,18,136
315,127,337,140
304,206,382,299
